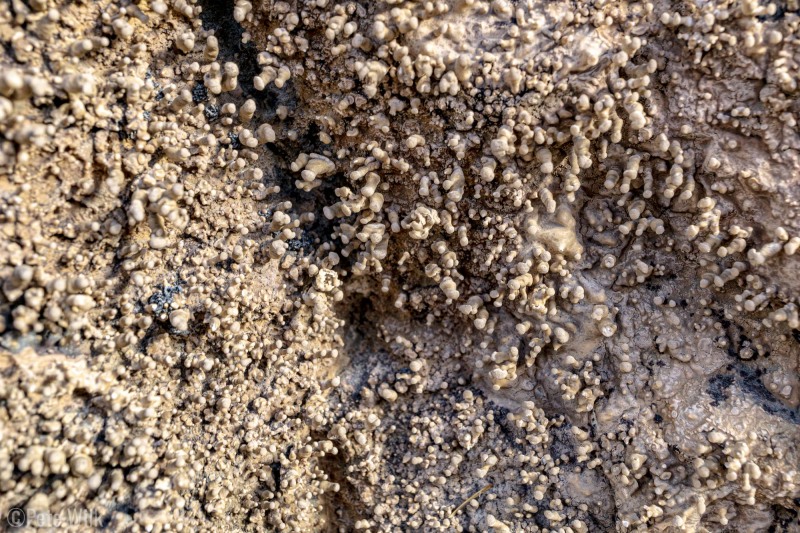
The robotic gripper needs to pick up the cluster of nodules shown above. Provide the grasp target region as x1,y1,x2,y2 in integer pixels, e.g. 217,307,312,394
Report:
250,0,800,390
2,0,800,531
0,350,195,530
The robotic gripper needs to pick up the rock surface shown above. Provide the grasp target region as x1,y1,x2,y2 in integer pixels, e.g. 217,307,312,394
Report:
0,0,799,531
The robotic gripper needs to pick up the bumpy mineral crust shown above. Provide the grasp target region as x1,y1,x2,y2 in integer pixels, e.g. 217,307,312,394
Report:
1,0,799,531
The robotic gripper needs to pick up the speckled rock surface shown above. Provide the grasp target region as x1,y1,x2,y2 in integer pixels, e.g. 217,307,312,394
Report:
0,0,799,531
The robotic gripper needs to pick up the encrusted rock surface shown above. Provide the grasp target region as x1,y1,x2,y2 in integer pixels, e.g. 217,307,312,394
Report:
1,0,799,530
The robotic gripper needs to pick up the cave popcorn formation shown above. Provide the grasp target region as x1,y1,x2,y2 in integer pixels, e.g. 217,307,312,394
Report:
0,0,799,531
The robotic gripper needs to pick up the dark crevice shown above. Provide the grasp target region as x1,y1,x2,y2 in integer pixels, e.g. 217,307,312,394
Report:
312,430,366,532
197,0,260,96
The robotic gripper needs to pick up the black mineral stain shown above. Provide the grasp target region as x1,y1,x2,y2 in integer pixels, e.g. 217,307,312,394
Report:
706,374,734,407
204,104,219,122
708,365,800,424
285,232,315,254
228,131,241,149
737,365,800,424
147,282,183,314
192,82,208,103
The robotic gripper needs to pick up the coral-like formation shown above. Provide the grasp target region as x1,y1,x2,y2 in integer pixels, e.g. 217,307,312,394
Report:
1,0,799,531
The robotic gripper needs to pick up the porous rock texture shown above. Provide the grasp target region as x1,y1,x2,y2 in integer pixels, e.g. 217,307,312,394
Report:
1,0,799,531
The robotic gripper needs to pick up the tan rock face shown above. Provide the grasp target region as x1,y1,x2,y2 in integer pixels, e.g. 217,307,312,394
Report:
1,0,799,531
